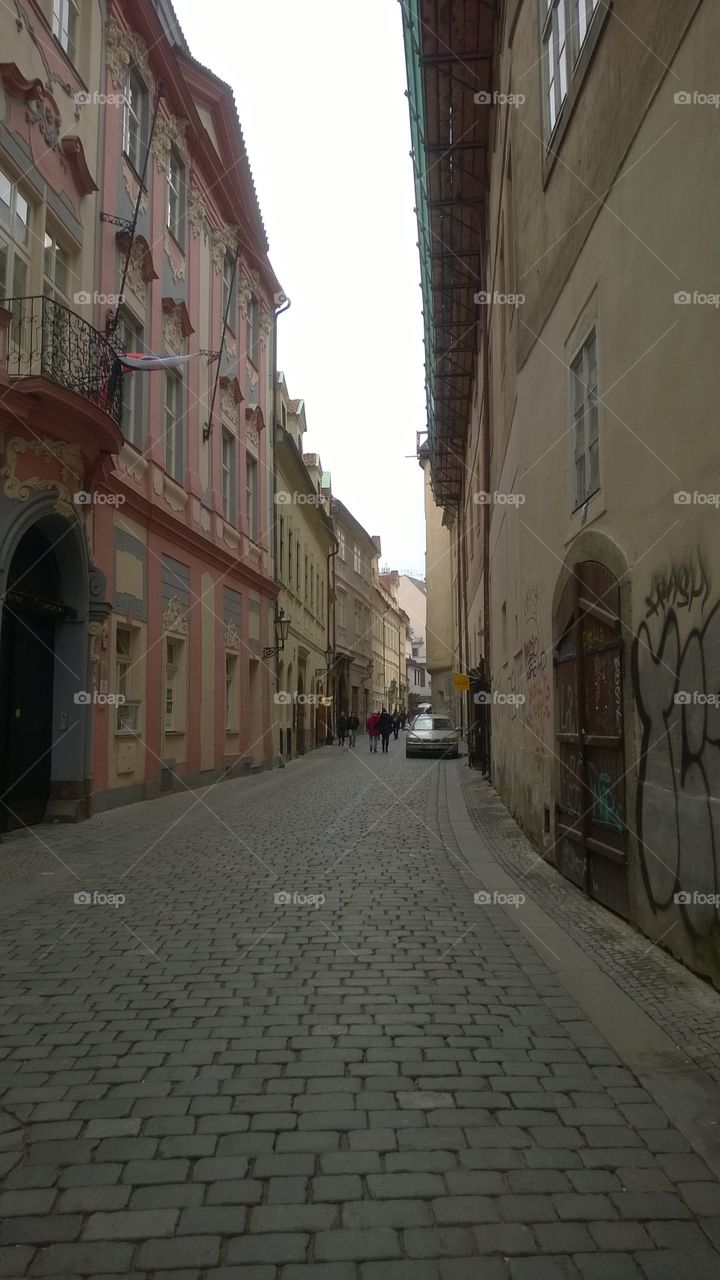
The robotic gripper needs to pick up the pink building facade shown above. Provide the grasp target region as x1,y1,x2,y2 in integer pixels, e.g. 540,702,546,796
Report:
0,0,283,827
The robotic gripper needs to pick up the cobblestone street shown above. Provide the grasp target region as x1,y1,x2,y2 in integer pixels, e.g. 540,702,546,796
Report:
2,745,720,1279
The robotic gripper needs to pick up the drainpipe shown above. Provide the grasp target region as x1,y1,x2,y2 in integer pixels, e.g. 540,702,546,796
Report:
327,540,337,743
480,242,492,778
271,294,291,764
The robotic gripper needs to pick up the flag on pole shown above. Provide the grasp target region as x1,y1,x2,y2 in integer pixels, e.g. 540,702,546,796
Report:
120,353,195,371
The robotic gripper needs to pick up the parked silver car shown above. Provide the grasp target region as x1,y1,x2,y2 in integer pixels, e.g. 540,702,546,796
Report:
405,715,461,759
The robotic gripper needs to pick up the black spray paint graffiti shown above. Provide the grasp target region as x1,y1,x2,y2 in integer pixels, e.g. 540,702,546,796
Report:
633,556,720,938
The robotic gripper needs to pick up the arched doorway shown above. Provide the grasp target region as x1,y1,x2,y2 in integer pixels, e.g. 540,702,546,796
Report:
0,505,98,830
554,560,628,918
296,669,306,756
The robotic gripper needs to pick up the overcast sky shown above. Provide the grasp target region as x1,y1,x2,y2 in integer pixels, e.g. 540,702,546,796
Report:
172,0,427,575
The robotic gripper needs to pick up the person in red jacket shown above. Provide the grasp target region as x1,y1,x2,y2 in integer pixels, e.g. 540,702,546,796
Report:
366,710,380,753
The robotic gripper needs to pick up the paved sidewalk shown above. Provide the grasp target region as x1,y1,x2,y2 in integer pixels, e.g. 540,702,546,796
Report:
460,769,720,1084
0,747,720,1278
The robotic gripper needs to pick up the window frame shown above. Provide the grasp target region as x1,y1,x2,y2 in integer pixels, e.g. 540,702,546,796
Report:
222,250,237,333
247,292,260,366
0,164,31,307
115,624,141,734
571,325,600,511
52,0,79,64
245,452,259,541
166,146,186,249
123,68,149,177
225,650,239,733
118,309,145,448
221,427,237,524
164,369,184,483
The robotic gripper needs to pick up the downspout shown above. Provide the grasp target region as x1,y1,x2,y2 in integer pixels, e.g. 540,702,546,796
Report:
327,541,337,743
271,294,291,765
481,241,492,778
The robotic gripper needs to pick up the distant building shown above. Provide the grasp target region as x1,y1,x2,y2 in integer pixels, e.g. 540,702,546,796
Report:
273,374,335,759
380,570,428,712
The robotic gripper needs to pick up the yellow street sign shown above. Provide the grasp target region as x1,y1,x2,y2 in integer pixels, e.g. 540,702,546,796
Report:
453,673,470,692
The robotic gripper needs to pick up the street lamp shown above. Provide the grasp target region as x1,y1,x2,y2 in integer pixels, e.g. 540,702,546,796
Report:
263,607,291,658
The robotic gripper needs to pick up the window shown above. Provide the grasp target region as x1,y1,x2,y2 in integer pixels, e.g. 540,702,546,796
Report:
295,538,300,588
279,515,285,580
354,600,362,636
123,69,149,174
304,555,308,602
221,428,237,523
572,328,599,509
337,591,347,629
52,0,79,63
164,371,184,482
353,544,362,576
320,579,325,621
225,652,239,732
246,453,259,540
115,625,140,733
118,311,144,447
338,529,346,561
247,293,260,365
310,564,315,612
166,147,185,246
165,638,179,732
543,0,604,137
542,0,568,135
288,529,293,586
43,230,70,300
0,164,31,304
222,251,236,329
574,0,600,54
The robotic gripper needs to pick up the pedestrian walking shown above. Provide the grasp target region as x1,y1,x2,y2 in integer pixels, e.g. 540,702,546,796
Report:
337,714,347,747
366,710,380,752
348,714,359,747
377,707,393,753
392,710,401,740
400,709,406,730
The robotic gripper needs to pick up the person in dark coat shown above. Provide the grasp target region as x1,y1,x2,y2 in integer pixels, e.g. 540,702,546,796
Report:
347,714,360,747
337,714,347,746
392,710,401,740
377,708,393,753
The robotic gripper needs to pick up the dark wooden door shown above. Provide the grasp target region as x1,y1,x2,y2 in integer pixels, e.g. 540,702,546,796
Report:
0,608,55,830
555,562,628,917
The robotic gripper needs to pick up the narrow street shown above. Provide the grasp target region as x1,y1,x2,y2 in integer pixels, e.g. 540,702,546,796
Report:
1,746,719,1279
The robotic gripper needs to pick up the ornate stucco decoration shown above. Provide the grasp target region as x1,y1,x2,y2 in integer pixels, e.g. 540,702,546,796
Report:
221,388,238,426
210,226,239,273
163,308,185,355
245,405,264,453
119,234,157,303
122,159,147,214
164,228,186,281
258,309,272,348
106,18,155,93
152,111,188,174
162,596,188,635
237,268,261,319
246,362,258,394
224,619,242,651
162,299,193,356
88,620,109,666
2,437,83,517
188,184,208,240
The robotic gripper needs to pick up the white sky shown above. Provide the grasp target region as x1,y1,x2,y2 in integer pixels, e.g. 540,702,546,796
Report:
172,0,427,575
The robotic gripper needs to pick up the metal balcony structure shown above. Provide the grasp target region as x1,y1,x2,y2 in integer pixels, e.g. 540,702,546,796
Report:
4,295,124,426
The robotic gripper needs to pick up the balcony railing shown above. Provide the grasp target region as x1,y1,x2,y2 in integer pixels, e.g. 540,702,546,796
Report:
4,295,123,426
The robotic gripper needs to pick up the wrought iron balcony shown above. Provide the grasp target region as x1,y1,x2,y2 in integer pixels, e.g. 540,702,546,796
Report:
4,295,123,425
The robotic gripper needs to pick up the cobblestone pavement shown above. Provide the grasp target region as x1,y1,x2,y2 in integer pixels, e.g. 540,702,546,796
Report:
461,771,720,1084
1,745,720,1278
